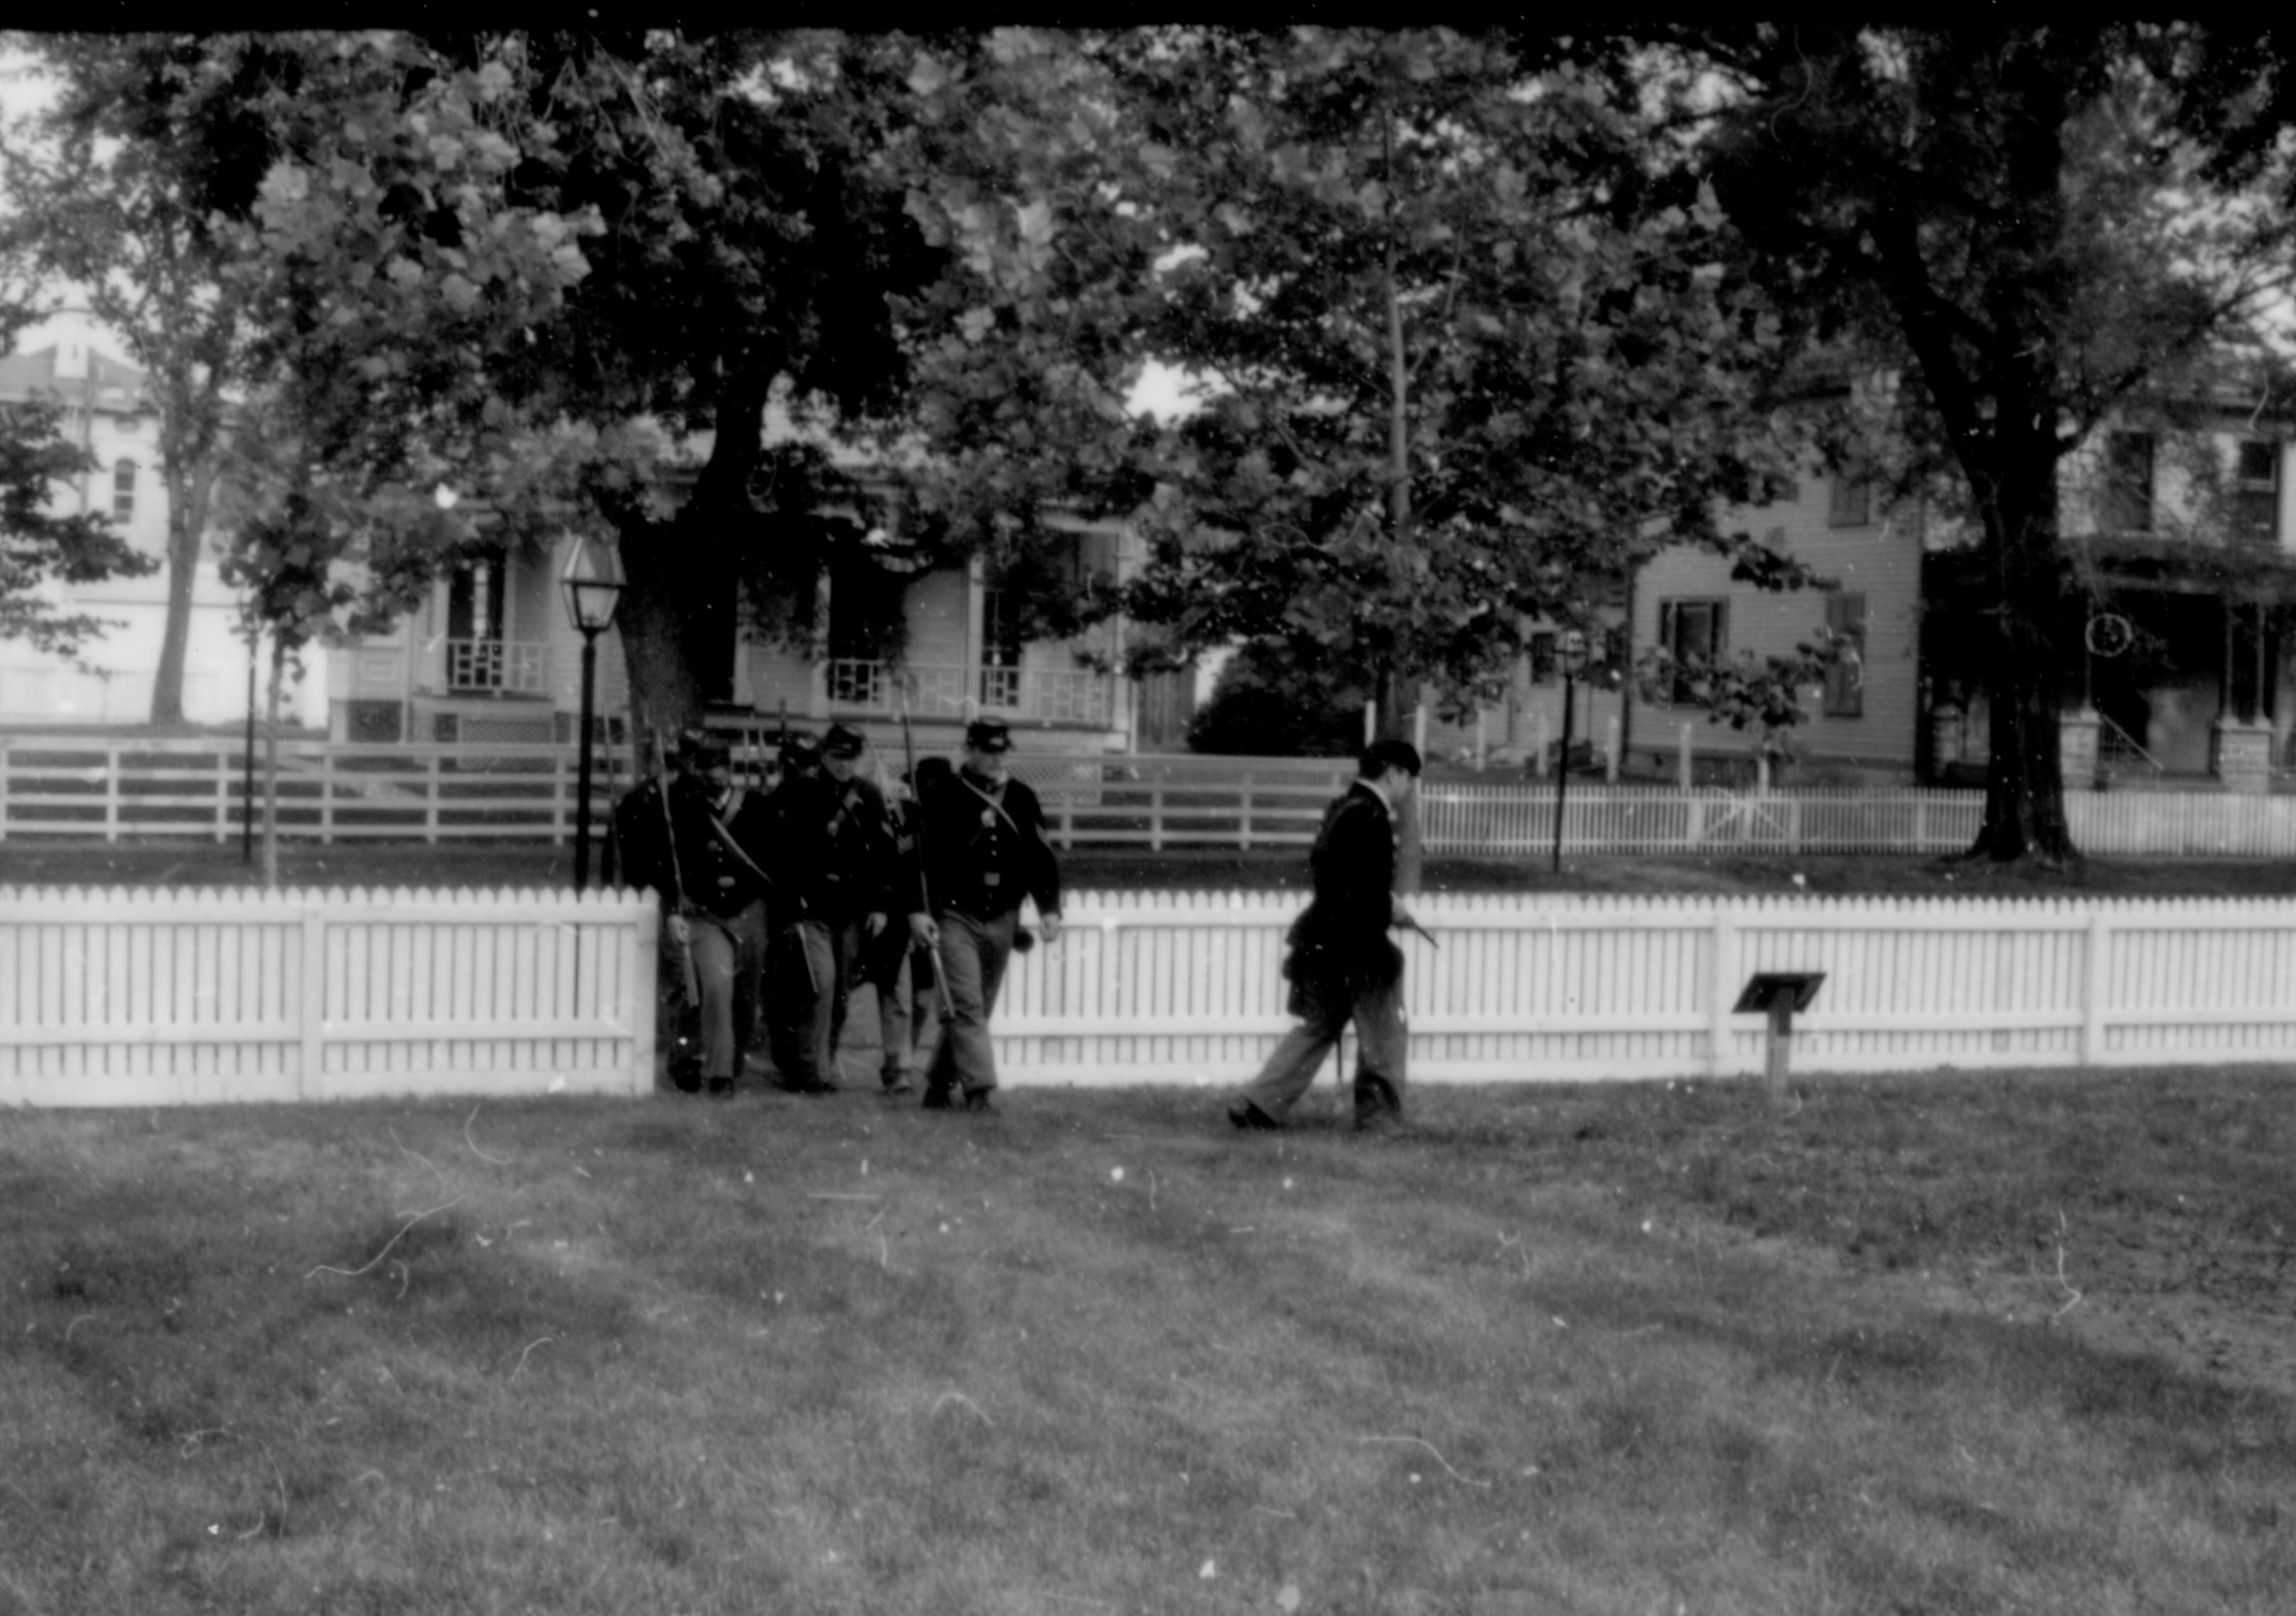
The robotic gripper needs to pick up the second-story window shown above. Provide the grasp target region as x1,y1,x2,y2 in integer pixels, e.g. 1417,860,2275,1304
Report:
111,459,136,522
1526,629,1557,685
1827,472,1871,528
2101,432,2155,533
1657,598,1727,704
2235,439,2280,545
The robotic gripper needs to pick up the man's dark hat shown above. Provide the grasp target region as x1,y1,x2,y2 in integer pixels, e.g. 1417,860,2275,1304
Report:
822,723,867,759
678,728,728,765
963,718,1013,753
778,730,820,766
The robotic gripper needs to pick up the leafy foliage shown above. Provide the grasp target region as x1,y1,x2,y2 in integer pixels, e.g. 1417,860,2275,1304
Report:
0,395,155,657
1186,638,1370,756
400,30,951,736
896,28,1806,712
203,32,602,656
2,37,325,718
1690,23,2296,858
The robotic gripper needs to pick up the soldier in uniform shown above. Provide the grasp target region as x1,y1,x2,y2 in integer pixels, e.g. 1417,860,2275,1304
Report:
663,731,773,1096
768,723,904,1094
1227,738,1422,1133
908,719,1063,1113
854,751,942,1094
754,729,829,1089
604,734,702,1091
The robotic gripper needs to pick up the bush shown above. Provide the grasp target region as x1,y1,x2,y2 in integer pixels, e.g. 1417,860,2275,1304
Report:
1186,640,1367,756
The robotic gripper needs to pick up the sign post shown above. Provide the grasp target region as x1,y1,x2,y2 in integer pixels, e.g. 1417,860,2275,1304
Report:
1733,971,1825,1106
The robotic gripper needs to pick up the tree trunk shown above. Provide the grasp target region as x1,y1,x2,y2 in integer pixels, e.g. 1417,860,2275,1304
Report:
1968,430,2078,863
261,637,284,888
147,457,217,727
610,503,754,772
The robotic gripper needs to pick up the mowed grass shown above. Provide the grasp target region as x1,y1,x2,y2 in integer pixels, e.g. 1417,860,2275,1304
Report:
3,1072,2291,1615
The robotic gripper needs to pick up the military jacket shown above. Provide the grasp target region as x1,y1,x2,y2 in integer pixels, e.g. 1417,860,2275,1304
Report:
916,766,1062,923
775,770,902,923
665,775,771,920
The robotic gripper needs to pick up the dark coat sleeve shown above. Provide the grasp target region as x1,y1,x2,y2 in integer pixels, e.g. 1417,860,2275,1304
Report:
1006,779,1063,919
1296,786,1396,959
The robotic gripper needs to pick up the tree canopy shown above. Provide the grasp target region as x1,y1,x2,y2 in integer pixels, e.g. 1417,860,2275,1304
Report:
1690,23,2296,859
895,27,1810,722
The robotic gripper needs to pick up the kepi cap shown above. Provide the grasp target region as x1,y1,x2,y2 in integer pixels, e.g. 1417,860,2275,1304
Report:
677,728,728,765
963,718,1013,753
822,723,867,759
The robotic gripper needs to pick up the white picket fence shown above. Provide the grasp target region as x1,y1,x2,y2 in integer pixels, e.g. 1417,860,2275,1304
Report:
0,885,657,1107
10,884,2296,1105
989,889,2296,1087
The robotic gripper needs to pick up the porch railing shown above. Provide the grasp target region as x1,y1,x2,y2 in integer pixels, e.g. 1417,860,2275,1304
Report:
443,639,551,695
823,660,1115,727
2097,711,2165,779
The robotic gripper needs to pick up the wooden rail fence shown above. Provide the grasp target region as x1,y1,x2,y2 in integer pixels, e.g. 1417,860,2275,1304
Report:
7,735,2296,857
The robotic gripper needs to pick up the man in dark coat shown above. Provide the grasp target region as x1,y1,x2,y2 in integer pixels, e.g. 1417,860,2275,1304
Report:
662,731,772,1096
605,736,704,1090
1228,738,1422,1132
764,723,905,1094
854,752,945,1094
908,719,1062,1113
750,730,829,1089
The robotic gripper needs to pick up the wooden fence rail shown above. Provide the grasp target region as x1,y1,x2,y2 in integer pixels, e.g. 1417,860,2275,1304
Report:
7,735,2296,857
14,884,2296,1104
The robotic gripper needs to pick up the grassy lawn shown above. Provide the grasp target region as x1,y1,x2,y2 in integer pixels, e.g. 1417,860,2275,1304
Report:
4,1072,2291,1615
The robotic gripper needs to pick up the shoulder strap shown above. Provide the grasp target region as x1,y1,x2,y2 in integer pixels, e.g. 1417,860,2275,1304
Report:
957,772,1023,837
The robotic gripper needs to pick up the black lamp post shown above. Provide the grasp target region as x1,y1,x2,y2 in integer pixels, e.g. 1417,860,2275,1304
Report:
1551,629,1590,875
559,534,624,892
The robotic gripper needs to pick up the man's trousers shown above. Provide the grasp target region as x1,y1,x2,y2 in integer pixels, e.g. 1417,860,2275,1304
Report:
921,907,1017,1099
687,903,765,1084
853,926,917,1087
1236,963,1407,1123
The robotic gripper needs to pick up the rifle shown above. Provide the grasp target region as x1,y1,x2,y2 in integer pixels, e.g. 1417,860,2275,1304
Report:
897,679,956,1026
1395,910,1441,950
650,718,701,1004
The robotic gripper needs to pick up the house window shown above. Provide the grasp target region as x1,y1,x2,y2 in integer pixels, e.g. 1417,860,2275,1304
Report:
111,459,136,522
1827,473,1870,529
1526,629,1557,685
2234,439,2280,545
1656,598,1727,705
2100,432,2155,533
826,555,904,707
1823,590,1867,717
979,587,1026,707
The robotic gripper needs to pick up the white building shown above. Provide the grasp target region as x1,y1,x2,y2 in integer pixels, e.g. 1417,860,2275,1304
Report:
0,327,322,730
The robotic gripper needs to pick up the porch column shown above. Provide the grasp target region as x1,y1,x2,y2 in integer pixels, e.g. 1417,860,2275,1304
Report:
2058,707,2100,792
